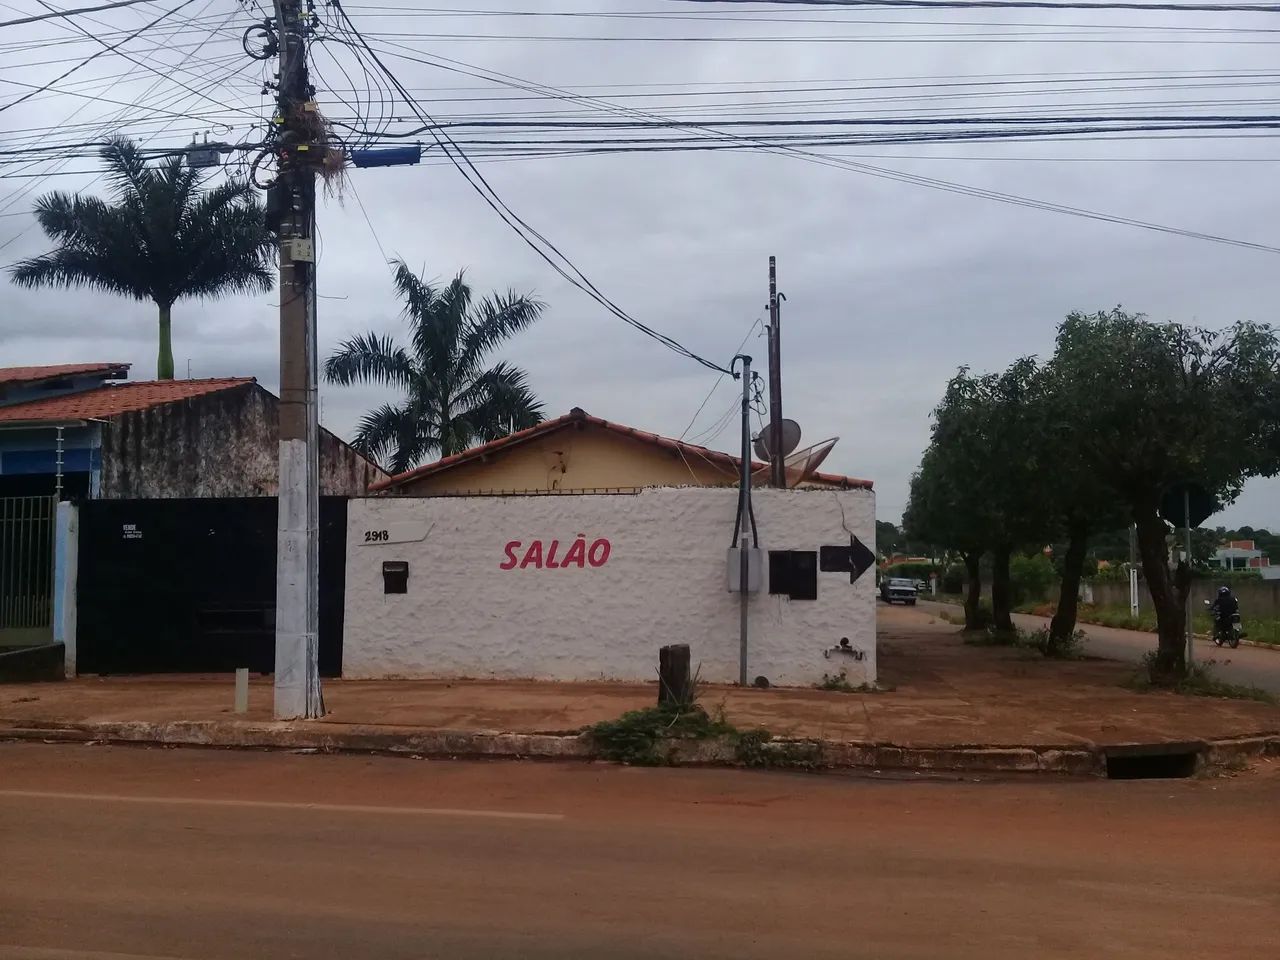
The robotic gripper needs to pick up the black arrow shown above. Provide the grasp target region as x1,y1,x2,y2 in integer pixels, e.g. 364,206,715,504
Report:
849,536,877,584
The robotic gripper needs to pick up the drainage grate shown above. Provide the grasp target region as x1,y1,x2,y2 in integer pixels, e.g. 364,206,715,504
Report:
1105,747,1199,780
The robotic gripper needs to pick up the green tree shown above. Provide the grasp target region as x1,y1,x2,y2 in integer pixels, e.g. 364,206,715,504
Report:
876,520,903,559
1036,356,1129,647
901,427,988,632
915,361,1050,633
9,138,273,380
1050,309,1280,678
325,258,545,473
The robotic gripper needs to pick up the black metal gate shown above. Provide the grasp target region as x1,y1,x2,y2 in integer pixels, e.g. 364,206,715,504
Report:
0,495,56,644
76,498,347,675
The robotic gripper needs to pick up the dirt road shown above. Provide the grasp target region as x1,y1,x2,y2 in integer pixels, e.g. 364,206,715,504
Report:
2,743,1277,960
916,600,1280,694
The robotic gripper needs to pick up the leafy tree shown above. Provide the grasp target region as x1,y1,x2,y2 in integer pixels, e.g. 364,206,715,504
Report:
9,138,273,379
325,258,545,473
876,520,903,559
1035,356,1129,647
1050,309,1280,678
901,419,988,632
914,361,1050,632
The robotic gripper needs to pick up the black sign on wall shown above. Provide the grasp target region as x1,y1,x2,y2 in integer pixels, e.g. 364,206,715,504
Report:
76,497,348,676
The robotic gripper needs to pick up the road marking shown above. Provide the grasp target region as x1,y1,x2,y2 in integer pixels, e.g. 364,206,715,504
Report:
0,789,564,822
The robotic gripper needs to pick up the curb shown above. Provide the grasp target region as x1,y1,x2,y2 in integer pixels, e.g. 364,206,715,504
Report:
4,718,1276,777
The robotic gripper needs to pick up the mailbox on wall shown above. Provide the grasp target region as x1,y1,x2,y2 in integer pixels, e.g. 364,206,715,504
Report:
382,561,409,594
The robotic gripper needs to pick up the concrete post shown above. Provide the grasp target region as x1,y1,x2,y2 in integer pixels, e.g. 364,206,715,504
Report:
52,500,79,678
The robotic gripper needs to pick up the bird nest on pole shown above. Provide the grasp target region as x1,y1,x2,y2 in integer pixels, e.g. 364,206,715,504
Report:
288,101,349,201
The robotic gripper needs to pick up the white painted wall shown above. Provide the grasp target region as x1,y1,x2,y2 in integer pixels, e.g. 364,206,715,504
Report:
343,487,876,687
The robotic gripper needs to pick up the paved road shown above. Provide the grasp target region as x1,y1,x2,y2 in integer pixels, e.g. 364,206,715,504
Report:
917,600,1280,694
2,743,1278,960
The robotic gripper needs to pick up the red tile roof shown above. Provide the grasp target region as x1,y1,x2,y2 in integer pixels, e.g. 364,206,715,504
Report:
0,378,254,423
371,407,873,492
0,362,131,389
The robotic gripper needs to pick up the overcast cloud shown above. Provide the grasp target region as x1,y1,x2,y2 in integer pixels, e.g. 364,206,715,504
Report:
3,0,1278,527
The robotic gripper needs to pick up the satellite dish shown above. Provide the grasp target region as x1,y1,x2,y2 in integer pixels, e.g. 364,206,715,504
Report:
782,437,838,487
753,419,802,460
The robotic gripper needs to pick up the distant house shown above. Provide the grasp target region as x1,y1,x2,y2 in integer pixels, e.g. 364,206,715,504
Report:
0,362,386,499
1212,539,1280,581
371,406,871,496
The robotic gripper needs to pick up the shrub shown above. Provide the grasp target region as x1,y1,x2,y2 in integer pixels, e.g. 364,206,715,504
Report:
1010,553,1056,605
1029,626,1085,659
588,702,733,765
941,563,966,595
1129,653,1276,704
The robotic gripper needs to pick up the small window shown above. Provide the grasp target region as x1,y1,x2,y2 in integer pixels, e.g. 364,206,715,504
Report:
768,550,818,601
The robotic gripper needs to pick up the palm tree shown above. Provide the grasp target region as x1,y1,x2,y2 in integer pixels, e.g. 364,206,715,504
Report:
325,258,545,473
9,137,274,380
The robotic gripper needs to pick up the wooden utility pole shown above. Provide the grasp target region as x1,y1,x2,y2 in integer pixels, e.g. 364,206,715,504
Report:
272,0,323,719
766,256,784,488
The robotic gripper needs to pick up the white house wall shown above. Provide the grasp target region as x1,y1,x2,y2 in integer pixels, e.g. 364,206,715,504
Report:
342,487,876,687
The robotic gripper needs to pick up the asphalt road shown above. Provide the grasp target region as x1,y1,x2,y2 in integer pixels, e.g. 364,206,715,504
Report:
916,600,1280,694
2,743,1278,960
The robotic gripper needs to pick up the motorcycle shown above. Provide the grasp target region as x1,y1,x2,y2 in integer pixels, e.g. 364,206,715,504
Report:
1203,599,1244,649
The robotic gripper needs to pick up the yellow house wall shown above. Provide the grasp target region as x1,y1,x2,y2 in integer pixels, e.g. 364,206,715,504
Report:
396,425,742,495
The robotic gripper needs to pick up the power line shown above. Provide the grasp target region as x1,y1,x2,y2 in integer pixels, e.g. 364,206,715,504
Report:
681,310,765,440
358,40,1279,254
0,0,201,115
0,0,158,28
329,1,733,374
672,0,1280,12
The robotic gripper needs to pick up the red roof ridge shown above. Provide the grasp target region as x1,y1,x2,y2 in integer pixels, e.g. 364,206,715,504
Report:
0,377,256,423
370,408,873,492
0,361,131,388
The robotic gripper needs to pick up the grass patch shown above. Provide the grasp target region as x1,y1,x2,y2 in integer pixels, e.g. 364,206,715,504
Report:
1018,602,1280,647
961,623,1084,660
587,701,734,766
1127,653,1277,705
815,670,881,693
732,728,824,770
588,701,827,769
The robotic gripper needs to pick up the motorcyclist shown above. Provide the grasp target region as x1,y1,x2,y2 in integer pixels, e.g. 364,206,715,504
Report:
1210,586,1239,635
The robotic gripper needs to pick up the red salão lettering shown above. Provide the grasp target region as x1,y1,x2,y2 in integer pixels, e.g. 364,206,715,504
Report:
561,536,587,568
587,538,611,567
500,540,521,570
520,540,544,569
544,539,562,568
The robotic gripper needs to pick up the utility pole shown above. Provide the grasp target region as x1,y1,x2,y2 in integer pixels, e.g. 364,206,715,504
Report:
1128,522,1139,618
272,0,323,719
738,355,753,686
1184,489,1194,668
766,256,785,488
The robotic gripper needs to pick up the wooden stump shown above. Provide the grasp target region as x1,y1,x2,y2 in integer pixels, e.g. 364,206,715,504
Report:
658,644,692,706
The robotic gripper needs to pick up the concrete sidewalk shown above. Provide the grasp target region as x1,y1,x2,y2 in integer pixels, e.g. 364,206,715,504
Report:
2,607,1278,774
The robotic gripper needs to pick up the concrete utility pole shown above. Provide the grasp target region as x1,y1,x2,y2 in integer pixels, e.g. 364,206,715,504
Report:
272,0,323,719
738,355,753,686
766,256,785,488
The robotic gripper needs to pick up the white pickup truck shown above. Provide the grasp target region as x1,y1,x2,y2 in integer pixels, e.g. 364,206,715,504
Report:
879,577,918,605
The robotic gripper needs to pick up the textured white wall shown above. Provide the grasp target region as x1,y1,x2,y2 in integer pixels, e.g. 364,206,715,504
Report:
343,487,876,687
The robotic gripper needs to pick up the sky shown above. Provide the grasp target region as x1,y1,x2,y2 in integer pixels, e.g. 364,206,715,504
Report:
2,0,1279,528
